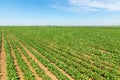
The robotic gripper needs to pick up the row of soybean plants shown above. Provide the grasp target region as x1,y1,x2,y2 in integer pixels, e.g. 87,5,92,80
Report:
13,27,119,67
6,35,36,80
8,35,52,80
41,41,120,79
36,27,120,66
15,31,119,80
5,26,120,53
42,39,120,78
42,30,120,79
4,35,19,80
14,29,120,79
27,36,120,79
53,42,120,77
6,28,108,79
10,33,70,80
12,32,106,80
8,27,120,79
11,32,88,80
32,28,120,78
40,28,120,66
14,29,118,75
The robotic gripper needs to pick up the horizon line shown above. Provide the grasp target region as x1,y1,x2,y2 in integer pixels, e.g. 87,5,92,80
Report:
0,25,120,27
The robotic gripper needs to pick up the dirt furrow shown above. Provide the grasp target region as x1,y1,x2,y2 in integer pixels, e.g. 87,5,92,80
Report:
17,46,42,80
11,34,74,80
0,34,7,80
6,36,24,80
17,40,58,80
31,47,75,80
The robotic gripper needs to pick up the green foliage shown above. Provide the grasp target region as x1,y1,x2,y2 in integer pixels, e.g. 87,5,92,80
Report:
1,27,120,80
4,37,19,80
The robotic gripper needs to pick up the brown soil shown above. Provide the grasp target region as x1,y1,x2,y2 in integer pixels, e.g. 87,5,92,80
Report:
99,49,108,53
7,35,42,80
32,47,75,80
18,41,58,80
6,36,24,80
17,47,42,80
11,34,74,80
0,34,7,80
84,54,91,58
10,34,58,80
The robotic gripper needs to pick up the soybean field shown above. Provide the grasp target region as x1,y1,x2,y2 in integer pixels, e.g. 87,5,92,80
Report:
0,27,120,80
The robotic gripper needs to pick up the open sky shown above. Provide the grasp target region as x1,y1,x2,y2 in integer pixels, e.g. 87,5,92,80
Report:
0,0,120,26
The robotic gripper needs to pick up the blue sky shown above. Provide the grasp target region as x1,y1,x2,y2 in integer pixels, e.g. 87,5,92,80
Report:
0,0,120,26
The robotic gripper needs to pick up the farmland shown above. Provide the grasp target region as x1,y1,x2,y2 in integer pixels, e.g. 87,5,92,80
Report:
0,26,120,80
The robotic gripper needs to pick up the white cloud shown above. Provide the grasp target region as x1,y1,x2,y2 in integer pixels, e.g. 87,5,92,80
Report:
52,0,120,12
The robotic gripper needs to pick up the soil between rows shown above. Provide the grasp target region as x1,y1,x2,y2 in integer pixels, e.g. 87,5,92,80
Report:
0,34,7,80
12,34,74,80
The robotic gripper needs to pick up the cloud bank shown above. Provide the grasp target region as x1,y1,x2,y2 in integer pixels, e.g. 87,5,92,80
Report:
51,0,120,12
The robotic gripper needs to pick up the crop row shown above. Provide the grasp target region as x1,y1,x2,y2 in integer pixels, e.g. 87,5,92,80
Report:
8,35,53,80
24,33,119,67
4,35,18,80
15,32,120,76
6,36,36,80
13,33,120,80
4,27,120,80
11,34,105,79
10,34,70,80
